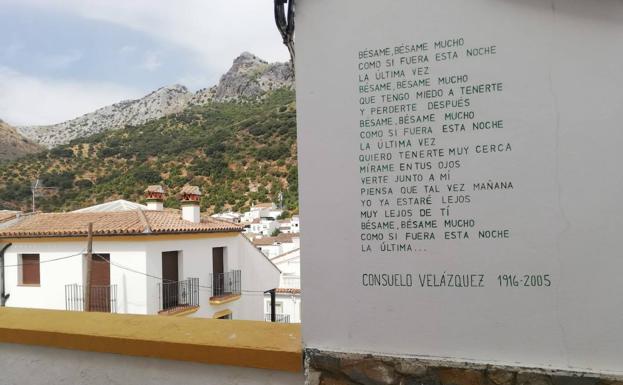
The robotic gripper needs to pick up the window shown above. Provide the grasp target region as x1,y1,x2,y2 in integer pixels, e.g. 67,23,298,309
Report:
20,254,40,285
266,301,283,313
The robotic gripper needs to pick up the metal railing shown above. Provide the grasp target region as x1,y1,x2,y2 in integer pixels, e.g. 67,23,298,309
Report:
65,284,117,313
210,270,241,298
265,313,291,323
158,278,199,313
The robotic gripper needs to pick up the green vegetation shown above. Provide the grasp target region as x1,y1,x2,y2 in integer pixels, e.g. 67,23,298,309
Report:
0,89,298,213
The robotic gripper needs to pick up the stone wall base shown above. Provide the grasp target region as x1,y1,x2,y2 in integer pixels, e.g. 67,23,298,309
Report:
304,349,622,385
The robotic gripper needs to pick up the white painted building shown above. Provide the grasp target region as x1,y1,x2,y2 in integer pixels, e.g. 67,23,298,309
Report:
245,218,280,236
0,186,280,321
241,203,282,223
264,248,301,323
253,233,300,259
289,216,300,234
211,211,242,224
277,216,300,234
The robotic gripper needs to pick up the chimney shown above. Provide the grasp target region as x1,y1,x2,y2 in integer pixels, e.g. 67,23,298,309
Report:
180,185,202,223
145,185,165,211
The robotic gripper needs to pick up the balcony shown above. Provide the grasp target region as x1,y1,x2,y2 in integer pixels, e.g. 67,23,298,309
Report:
209,270,241,304
265,313,291,323
158,278,199,315
64,283,118,313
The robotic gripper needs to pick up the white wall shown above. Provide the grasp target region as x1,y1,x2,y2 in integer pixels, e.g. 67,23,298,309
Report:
264,294,301,324
297,0,623,376
4,241,84,310
3,240,148,313
144,234,279,320
2,234,279,321
0,343,302,385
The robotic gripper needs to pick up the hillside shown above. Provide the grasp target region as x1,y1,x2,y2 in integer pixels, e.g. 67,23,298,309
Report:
18,52,293,148
0,89,298,213
0,119,43,161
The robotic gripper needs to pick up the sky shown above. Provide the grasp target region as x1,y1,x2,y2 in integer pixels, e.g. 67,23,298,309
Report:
0,0,289,126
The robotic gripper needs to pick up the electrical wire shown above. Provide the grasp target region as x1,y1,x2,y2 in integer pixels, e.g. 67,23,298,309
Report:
93,253,270,293
3,249,86,268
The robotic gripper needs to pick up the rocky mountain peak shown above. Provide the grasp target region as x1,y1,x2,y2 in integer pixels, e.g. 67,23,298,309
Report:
191,52,293,104
17,53,293,148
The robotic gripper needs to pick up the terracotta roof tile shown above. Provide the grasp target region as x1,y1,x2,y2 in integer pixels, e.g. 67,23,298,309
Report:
0,211,20,224
276,288,301,295
180,185,201,196
0,210,242,238
253,203,274,209
145,185,165,194
252,233,299,246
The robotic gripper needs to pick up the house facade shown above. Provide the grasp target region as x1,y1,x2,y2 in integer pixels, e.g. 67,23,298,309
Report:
0,187,280,320
253,233,300,259
263,248,301,323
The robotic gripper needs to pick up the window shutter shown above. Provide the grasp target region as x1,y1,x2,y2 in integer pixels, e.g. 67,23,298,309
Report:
22,254,40,285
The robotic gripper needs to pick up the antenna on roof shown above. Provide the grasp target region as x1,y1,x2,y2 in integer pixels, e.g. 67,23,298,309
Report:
30,178,59,213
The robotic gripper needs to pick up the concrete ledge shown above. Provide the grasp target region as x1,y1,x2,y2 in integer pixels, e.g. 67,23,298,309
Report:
0,308,302,372
209,294,242,305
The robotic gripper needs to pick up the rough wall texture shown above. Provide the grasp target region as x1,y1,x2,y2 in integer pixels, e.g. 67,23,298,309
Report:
305,350,623,385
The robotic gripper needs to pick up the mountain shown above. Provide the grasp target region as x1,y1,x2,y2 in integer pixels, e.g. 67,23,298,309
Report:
190,52,294,105
0,119,43,161
18,85,193,148
18,53,294,148
0,89,298,213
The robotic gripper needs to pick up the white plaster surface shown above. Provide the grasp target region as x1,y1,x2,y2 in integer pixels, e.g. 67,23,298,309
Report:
3,234,279,320
0,343,302,385
296,0,623,375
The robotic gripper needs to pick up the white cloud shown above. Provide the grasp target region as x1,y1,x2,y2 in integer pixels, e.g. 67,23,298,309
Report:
6,0,290,77
118,45,137,55
0,66,143,126
141,51,162,72
3,42,24,59
38,50,83,70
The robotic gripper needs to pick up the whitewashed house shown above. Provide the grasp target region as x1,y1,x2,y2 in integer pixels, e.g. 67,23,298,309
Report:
0,186,280,320
264,248,301,323
290,215,300,233
211,211,242,224
253,233,300,259
241,203,282,223
245,218,280,236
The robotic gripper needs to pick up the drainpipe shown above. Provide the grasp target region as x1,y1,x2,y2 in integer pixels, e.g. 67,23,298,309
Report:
0,243,12,306
264,288,277,322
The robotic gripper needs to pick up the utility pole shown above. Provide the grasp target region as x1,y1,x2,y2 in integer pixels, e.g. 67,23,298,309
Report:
31,179,39,213
84,223,93,312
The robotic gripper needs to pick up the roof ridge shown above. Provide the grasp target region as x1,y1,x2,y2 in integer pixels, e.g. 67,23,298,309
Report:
136,209,152,234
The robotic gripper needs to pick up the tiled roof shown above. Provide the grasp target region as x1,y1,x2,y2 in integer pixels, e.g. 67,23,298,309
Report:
252,203,274,209
276,288,300,295
252,233,299,246
0,211,20,224
72,200,148,213
145,185,165,194
0,210,242,238
180,185,201,196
